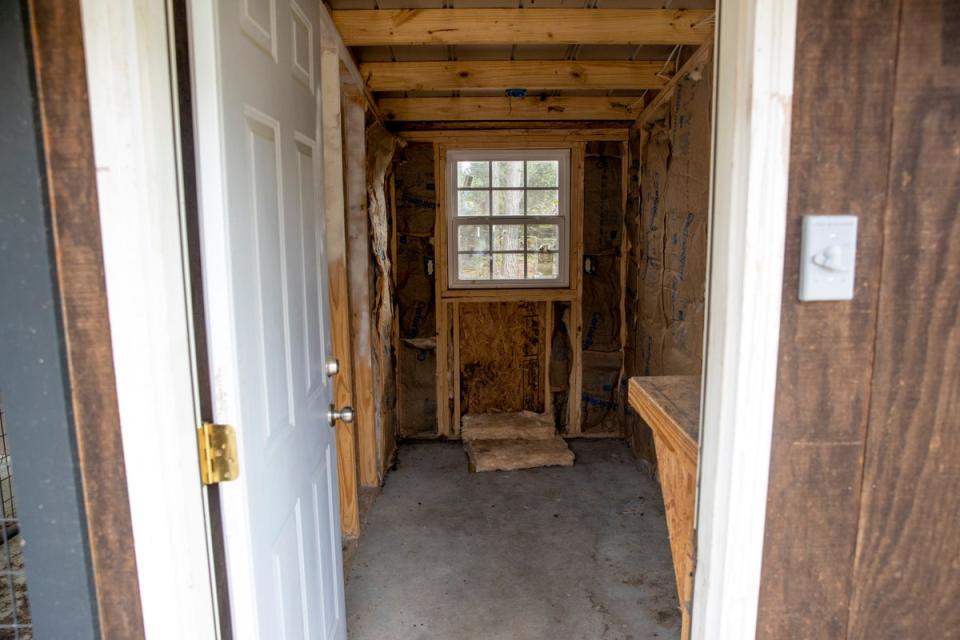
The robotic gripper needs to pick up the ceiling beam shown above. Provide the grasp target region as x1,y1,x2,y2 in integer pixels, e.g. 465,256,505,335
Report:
379,97,645,122
360,60,674,92
333,9,714,46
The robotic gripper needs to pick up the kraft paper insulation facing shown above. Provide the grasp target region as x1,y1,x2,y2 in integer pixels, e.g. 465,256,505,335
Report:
625,51,712,464
394,142,438,436
366,123,401,462
581,141,626,435
461,412,574,472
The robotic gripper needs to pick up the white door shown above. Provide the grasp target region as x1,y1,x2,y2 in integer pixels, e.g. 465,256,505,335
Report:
190,1,346,638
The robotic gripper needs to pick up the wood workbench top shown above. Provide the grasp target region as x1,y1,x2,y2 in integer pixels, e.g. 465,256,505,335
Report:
627,376,701,464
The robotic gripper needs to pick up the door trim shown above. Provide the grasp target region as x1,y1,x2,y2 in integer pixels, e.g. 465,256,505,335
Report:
694,0,799,637
79,0,221,637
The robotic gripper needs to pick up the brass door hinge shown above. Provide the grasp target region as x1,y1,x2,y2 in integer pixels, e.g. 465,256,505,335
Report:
197,422,239,485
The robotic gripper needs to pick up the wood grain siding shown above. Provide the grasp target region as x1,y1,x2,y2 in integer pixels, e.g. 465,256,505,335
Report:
26,0,145,636
756,0,901,636
846,0,960,635
760,0,960,636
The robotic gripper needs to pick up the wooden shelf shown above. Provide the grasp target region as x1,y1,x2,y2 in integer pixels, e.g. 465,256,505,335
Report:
627,375,700,639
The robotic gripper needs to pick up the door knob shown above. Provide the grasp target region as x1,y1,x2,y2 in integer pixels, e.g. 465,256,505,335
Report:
324,357,340,377
328,405,355,427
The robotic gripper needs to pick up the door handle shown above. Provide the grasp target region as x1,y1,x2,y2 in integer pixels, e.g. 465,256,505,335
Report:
324,357,340,377
328,405,355,427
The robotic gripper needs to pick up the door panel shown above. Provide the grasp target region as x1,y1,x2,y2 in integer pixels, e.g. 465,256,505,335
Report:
191,0,345,637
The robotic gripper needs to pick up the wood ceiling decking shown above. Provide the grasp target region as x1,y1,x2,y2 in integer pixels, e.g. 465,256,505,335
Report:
328,0,715,123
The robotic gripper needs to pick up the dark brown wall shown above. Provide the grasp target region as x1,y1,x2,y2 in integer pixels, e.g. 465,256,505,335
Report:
758,0,960,637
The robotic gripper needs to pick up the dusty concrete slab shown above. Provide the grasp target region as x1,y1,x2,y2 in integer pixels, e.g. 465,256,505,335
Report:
345,440,681,640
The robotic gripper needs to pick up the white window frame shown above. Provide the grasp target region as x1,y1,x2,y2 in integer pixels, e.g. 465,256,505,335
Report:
446,149,571,289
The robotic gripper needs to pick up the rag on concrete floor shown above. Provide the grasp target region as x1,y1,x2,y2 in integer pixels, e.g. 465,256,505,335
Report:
345,440,681,640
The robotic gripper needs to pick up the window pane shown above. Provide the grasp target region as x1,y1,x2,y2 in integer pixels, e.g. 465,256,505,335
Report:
458,190,489,216
492,224,524,251
492,189,524,216
492,161,524,188
493,253,525,280
458,253,490,280
457,161,489,188
526,224,559,251
458,224,490,252
527,251,560,279
526,160,559,187
527,189,559,216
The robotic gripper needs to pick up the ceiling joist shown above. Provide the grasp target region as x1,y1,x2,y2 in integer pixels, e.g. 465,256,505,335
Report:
379,96,645,122
360,60,674,92
333,9,714,47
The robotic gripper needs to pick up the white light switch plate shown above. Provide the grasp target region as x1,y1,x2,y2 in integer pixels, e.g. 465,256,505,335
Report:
799,215,858,301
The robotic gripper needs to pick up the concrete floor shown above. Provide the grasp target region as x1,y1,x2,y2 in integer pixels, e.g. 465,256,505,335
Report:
345,440,680,640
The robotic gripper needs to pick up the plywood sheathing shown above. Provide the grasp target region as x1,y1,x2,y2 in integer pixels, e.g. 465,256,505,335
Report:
581,142,627,435
458,302,546,419
366,122,401,477
624,51,711,464
461,411,555,441
628,376,700,638
394,142,439,436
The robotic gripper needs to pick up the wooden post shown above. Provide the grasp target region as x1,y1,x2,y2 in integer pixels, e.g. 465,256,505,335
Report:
341,79,379,487
320,39,359,537
567,142,586,436
434,144,451,437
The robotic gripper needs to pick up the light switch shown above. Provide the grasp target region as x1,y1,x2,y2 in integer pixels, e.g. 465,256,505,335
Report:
799,215,858,301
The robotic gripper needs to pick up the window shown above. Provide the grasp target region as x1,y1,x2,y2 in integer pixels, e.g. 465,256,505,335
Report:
447,149,570,289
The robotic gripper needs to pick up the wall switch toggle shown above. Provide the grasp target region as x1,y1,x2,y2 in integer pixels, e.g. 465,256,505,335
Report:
799,215,858,301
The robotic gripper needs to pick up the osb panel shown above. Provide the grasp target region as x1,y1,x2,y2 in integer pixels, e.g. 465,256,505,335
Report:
654,435,696,637
458,302,546,416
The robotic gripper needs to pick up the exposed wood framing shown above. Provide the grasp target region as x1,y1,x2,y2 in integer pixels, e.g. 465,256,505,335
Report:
399,128,628,143
381,97,644,122
396,121,631,133
318,1,380,123
333,9,714,46
442,289,577,303
567,142,586,436
342,83,378,488
634,39,714,129
361,60,673,92
320,42,360,537
544,302,554,417
434,144,451,438
619,142,630,436
452,301,461,436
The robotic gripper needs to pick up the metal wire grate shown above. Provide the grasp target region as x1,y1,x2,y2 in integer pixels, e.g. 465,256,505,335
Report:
0,397,31,639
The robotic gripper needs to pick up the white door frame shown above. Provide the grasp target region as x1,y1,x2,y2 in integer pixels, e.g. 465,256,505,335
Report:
84,0,799,637
80,0,220,637
693,0,799,637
